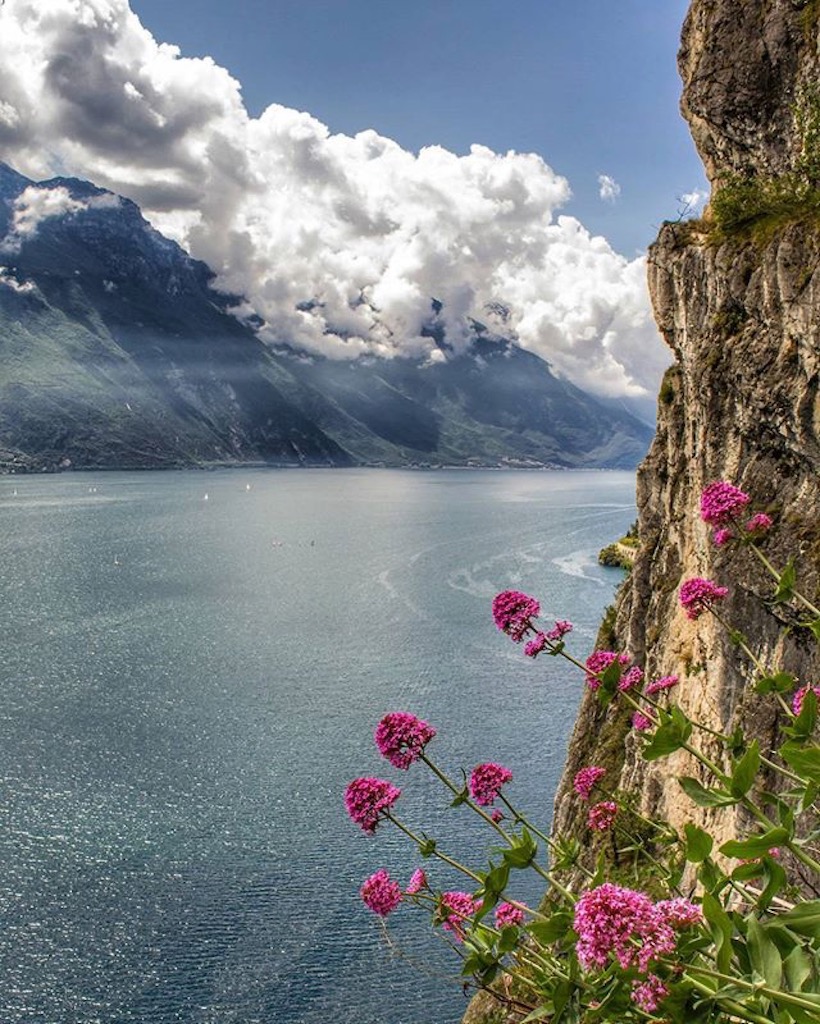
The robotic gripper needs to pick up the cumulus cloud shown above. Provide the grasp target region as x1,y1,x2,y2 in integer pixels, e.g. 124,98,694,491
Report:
0,0,669,401
1,183,119,252
679,188,708,214
597,174,621,203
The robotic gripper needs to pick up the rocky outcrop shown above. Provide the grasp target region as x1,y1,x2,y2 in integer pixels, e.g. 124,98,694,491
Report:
553,0,820,867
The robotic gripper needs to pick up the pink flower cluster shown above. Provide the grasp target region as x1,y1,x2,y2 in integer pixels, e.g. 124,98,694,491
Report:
573,883,685,974
656,897,703,929
632,711,653,732
374,711,436,769
645,674,679,696
679,577,729,620
700,481,750,526
469,762,513,806
523,619,574,658
573,765,606,800
494,902,524,929
587,800,618,831
618,665,644,692
701,482,773,546
792,683,820,716
584,650,631,690
492,590,539,642
344,777,401,834
361,869,402,916
631,975,669,1013
406,868,428,894
439,891,481,941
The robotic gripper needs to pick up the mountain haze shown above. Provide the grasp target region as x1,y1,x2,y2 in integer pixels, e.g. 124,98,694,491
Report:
0,163,653,472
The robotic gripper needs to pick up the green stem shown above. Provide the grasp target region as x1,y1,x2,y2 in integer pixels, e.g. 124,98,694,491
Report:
386,813,483,884
682,961,820,1015
499,795,595,880
750,543,820,618
420,753,514,842
684,975,779,1024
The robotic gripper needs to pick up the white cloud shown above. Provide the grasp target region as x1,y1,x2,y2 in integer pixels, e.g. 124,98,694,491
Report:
0,0,669,401
679,189,708,214
597,173,621,203
0,266,35,293
1,184,119,252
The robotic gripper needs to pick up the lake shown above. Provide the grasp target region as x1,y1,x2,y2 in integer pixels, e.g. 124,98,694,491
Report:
0,468,635,1023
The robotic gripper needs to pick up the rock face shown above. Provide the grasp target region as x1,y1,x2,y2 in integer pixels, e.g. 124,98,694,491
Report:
553,0,820,866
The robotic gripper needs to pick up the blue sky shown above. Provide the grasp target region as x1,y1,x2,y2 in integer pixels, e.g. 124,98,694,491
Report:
0,0,703,408
128,0,706,255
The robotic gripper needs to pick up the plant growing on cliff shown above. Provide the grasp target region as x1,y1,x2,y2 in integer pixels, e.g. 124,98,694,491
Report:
344,482,820,1024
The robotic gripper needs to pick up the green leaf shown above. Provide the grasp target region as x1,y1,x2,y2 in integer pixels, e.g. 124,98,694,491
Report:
730,740,760,798
679,776,737,808
502,828,537,869
776,900,820,940
683,822,714,862
702,892,734,973
784,944,813,991
642,707,693,761
786,689,817,741
773,559,796,603
520,1007,553,1023
779,740,820,784
806,617,820,642
450,787,469,807
755,672,796,695
419,838,437,857
720,826,791,859
746,915,782,988
528,912,573,945
482,862,510,899
597,659,623,708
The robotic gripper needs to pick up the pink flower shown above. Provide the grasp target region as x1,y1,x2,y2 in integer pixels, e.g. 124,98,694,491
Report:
745,512,773,536
374,711,436,769
656,897,702,929
700,481,750,526
679,577,729,619
344,777,401,834
632,711,653,732
618,665,644,692
792,684,820,716
573,765,606,800
492,590,539,642
546,619,573,641
524,632,548,658
406,868,428,894
713,527,733,546
361,869,402,916
631,975,669,1013
469,762,513,806
584,650,631,690
439,891,480,941
490,809,504,824
587,800,618,831
573,883,676,973
494,902,524,929
645,674,679,696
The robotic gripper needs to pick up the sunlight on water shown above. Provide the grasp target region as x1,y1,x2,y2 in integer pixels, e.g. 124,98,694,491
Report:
0,469,635,1023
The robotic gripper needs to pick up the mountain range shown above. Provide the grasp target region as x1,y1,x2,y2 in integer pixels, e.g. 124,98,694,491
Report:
0,161,653,472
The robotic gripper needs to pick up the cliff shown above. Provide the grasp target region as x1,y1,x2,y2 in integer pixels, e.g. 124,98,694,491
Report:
553,0,820,875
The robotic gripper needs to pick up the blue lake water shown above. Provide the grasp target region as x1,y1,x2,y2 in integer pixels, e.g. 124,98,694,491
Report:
0,468,635,1023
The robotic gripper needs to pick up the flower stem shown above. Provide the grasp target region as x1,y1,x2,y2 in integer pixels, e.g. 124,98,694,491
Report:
386,813,483,884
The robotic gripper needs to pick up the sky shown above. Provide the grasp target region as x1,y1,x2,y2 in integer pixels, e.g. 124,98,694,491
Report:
0,0,709,416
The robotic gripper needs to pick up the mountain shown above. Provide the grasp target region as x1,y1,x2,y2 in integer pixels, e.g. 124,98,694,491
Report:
0,162,653,471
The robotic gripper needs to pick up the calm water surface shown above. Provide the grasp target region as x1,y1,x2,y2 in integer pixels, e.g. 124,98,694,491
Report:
0,469,635,1023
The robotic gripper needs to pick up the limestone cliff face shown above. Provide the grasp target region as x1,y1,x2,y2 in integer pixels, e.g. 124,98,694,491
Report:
553,0,820,861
